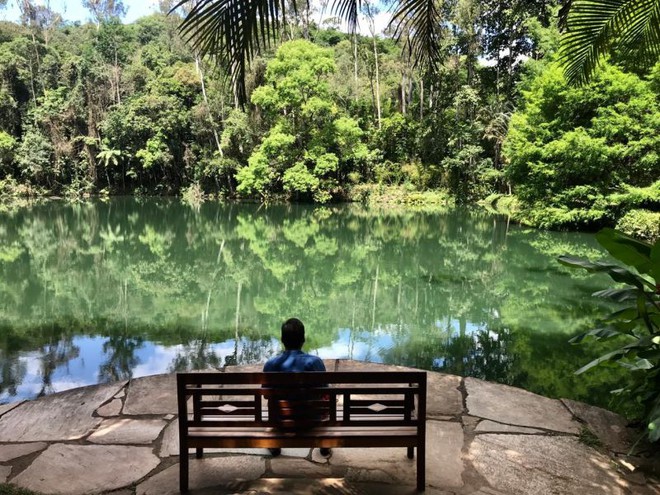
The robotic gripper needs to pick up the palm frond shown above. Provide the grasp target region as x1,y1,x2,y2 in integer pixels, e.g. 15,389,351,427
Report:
174,0,290,105
560,0,660,85
618,0,660,67
175,0,365,106
389,0,444,71
332,0,361,34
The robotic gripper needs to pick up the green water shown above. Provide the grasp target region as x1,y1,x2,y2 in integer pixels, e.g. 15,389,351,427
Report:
0,198,628,413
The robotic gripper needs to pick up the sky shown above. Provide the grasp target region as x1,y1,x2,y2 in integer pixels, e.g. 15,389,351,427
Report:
0,0,391,35
0,0,161,24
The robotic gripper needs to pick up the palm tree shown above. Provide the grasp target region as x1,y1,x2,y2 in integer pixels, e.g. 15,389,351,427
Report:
560,0,660,85
173,0,445,105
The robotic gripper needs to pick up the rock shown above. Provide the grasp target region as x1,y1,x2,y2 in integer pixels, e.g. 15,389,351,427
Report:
225,364,263,373
200,478,370,495
469,434,633,495
123,374,177,415
136,457,265,495
0,442,48,462
329,447,418,485
0,401,23,417
475,420,545,434
336,360,416,373
0,382,125,442
158,419,179,457
88,418,167,444
270,457,332,478
562,399,633,453
12,444,160,495
465,378,579,434
0,465,11,483
351,482,455,495
426,420,464,488
427,373,463,417
97,398,123,417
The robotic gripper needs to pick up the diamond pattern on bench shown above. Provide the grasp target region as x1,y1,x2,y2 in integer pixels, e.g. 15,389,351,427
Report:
367,403,388,412
217,404,238,413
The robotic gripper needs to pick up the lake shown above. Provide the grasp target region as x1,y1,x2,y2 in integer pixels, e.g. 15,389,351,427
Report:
0,198,628,414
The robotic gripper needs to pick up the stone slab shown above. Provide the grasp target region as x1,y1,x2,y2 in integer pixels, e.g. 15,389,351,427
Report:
88,418,167,444
562,399,633,453
158,419,179,457
427,420,464,488
195,478,370,495
469,434,633,495
352,483,455,495
427,373,462,417
12,443,160,495
97,398,123,417
0,442,48,462
270,457,333,478
336,360,416,373
0,465,11,483
0,382,125,442
0,401,23,417
475,420,546,435
225,364,264,373
123,374,177,415
136,457,265,495
465,377,579,434
330,447,418,485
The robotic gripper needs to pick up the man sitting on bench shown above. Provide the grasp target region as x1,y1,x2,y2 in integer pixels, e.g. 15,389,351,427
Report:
263,317,331,458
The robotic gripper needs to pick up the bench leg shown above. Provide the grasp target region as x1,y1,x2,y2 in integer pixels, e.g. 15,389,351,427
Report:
196,447,203,459
407,447,414,459
416,443,425,491
180,452,189,493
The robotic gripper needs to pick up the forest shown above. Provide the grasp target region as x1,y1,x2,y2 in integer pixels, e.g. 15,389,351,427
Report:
0,0,658,239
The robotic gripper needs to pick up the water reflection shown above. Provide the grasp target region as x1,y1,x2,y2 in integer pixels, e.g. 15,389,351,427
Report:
0,199,624,412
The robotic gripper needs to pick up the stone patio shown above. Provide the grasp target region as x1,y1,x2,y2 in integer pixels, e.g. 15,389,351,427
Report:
0,359,658,495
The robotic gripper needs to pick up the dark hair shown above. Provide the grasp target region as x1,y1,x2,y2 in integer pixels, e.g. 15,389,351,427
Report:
281,318,305,350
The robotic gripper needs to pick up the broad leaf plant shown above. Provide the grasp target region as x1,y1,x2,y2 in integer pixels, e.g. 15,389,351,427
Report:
560,228,660,441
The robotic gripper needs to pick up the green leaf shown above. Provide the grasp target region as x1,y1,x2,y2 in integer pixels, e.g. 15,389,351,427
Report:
575,349,627,374
592,288,638,302
619,358,653,370
596,228,653,275
569,326,623,343
558,255,653,290
651,238,660,284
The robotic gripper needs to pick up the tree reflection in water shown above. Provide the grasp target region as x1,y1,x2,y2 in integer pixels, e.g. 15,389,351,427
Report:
0,199,627,414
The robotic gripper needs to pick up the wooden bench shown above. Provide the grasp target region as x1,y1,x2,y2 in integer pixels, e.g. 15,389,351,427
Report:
177,371,427,492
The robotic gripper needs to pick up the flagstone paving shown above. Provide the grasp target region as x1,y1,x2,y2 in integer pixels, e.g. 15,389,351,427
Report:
0,359,658,495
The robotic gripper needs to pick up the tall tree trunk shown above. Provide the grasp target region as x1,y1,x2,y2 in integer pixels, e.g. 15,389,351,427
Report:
372,34,381,129
419,79,424,120
353,33,359,103
196,55,222,155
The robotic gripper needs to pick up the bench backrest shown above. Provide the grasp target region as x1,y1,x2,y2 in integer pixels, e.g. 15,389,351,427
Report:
177,371,427,430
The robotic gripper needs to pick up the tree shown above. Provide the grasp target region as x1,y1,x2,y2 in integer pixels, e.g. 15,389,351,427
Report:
503,60,660,229
560,0,660,85
175,0,447,105
237,40,367,202
83,0,127,28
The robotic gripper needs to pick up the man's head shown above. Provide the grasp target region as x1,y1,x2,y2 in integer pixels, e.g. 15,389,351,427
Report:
281,318,305,350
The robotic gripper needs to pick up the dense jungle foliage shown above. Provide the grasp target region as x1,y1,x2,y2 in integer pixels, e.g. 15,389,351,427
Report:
0,1,657,237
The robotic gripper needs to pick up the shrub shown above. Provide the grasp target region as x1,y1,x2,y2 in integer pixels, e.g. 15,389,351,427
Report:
616,210,660,242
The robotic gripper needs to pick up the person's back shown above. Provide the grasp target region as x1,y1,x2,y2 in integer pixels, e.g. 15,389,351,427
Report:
263,318,330,457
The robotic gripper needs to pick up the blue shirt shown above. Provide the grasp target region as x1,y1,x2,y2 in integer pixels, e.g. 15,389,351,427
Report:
263,350,326,372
